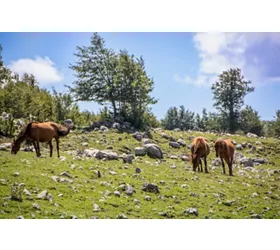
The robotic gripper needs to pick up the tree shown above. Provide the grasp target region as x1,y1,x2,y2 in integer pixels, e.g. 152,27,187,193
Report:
68,33,157,128
211,68,255,133
239,105,263,136
68,33,119,116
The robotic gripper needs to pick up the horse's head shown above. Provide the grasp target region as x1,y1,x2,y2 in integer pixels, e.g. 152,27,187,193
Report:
11,139,20,154
191,153,199,171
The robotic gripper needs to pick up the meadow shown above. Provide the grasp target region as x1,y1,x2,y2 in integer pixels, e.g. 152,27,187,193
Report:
1,127,280,219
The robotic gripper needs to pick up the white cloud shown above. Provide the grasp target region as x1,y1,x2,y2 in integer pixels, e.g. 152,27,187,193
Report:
176,32,280,87
8,56,63,84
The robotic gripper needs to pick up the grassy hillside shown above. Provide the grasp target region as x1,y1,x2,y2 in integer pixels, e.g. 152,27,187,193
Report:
1,128,280,219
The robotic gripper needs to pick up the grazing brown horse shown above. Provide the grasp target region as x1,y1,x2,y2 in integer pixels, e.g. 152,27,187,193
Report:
190,136,210,173
11,121,72,157
214,138,235,176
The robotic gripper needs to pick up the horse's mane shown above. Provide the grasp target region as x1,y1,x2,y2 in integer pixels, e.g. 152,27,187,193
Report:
193,137,207,154
15,122,35,141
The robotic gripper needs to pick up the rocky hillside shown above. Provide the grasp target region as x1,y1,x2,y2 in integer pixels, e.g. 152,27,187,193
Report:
1,127,280,219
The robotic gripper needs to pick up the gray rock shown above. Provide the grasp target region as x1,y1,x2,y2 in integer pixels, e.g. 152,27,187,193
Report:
23,189,32,196
142,138,153,145
144,143,163,159
240,158,254,167
32,203,40,210
100,125,109,132
236,144,243,150
82,142,88,147
133,132,142,141
125,185,135,196
247,132,258,138
116,213,128,219
16,215,24,219
251,214,261,219
212,158,221,166
169,141,181,148
109,171,117,175
142,183,160,193
170,165,176,169
184,207,198,216
135,168,141,173
37,190,48,200
145,196,151,201
112,123,121,130
114,190,121,197
170,155,178,159
13,172,20,177
253,158,268,164
0,143,11,151
122,154,135,164
135,147,147,156
178,139,186,147
0,179,7,185
93,204,100,212
174,128,181,132
95,150,119,160
59,171,73,179
161,133,170,139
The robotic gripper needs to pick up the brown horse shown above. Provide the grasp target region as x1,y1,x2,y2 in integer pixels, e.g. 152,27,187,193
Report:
11,121,72,157
214,138,235,176
190,136,210,173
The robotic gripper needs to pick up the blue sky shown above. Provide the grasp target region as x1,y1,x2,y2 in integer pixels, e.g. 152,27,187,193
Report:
1,32,280,121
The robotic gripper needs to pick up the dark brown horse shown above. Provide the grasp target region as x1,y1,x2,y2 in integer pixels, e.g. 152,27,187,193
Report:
190,136,210,173
214,138,235,176
11,121,72,157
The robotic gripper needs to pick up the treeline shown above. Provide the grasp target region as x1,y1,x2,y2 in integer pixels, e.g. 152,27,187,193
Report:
1,34,280,138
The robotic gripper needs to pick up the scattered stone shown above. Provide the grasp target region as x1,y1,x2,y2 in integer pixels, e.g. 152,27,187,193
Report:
93,204,100,212
32,203,40,210
135,147,147,156
13,172,20,177
142,183,160,193
133,132,142,141
161,133,170,139
106,145,113,150
118,184,126,191
72,216,78,219
144,144,163,159
109,171,117,175
142,138,153,145
37,190,48,200
247,132,258,138
212,158,221,166
112,123,121,130
184,207,198,216
82,142,88,147
236,144,243,150
116,213,128,219
169,141,181,148
0,179,7,185
170,155,178,159
125,185,135,196
135,168,141,173
60,156,67,161
170,165,176,169
160,180,166,185
58,194,63,197
252,192,259,198
222,200,235,206
100,125,109,132
23,189,32,196
123,154,135,164
181,155,190,162
181,184,188,188
251,214,261,219
178,139,186,147
145,196,151,201
0,143,11,151
114,191,121,197
59,171,73,179
16,215,24,219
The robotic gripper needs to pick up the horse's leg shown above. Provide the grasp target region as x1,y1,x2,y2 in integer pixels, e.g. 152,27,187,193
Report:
221,158,226,175
204,157,209,173
199,158,203,172
55,137,60,158
36,139,41,157
228,157,233,176
48,141,53,157
31,140,38,155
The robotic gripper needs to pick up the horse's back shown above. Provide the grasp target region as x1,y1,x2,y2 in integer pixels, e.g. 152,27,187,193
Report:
30,122,57,142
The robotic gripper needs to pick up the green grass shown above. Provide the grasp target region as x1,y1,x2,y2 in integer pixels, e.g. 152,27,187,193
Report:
1,129,280,219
